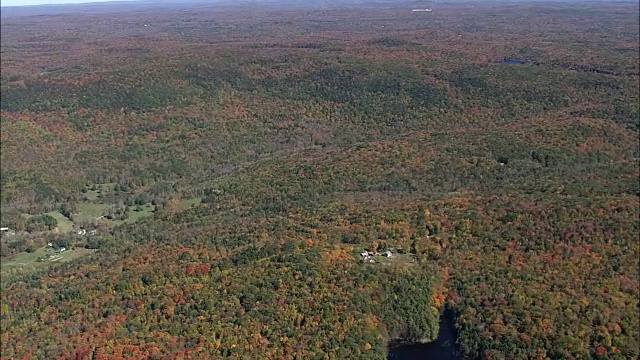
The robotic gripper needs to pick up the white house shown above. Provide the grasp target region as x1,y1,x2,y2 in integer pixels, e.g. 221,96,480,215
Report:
0,227,9,232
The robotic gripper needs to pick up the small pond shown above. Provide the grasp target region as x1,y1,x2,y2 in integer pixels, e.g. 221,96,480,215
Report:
387,311,457,360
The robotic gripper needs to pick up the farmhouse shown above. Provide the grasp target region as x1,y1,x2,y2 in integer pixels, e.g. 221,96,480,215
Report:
360,251,376,262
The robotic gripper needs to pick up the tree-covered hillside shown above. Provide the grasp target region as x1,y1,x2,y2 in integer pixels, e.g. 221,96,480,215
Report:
1,1,638,359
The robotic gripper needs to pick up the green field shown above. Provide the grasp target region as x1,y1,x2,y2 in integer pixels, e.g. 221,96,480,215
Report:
376,252,417,266
45,211,74,233
94,183,116,191
51,248,96,263
1,247,51,269
82,183,116,201
1,247,97,273
75,203,109,223
180,197,202,209
122,204,156,224
83,190,99,201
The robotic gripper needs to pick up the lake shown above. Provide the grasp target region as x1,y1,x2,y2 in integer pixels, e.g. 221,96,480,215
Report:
387,311,457,360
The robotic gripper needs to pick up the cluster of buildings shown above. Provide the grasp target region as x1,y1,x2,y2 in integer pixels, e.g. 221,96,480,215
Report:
360,250,393,263
76,228,97,236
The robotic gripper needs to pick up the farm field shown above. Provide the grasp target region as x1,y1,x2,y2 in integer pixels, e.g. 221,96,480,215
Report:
1,247,97,275
74,203,109,222
44,211,74,233
119,204,156,224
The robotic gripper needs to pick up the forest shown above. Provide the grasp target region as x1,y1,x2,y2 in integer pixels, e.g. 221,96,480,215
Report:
0,0,638,359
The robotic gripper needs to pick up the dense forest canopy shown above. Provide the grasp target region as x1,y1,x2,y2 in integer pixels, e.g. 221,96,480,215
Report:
1,1,639,359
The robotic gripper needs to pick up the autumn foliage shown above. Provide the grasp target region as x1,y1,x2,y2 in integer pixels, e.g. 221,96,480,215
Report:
1,1,639,359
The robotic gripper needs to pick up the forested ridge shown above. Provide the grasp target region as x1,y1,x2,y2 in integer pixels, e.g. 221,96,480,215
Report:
0,1,638,359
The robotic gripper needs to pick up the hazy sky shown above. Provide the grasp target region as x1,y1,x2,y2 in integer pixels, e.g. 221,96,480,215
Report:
1,0,128,7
